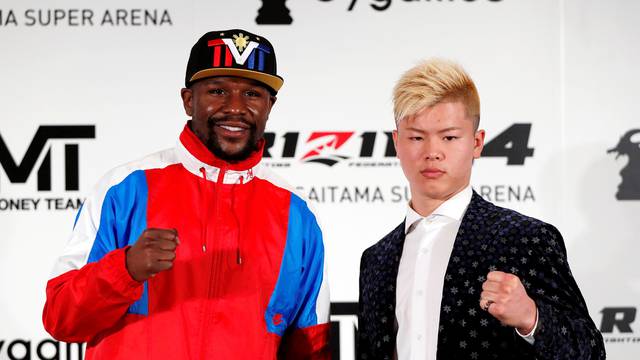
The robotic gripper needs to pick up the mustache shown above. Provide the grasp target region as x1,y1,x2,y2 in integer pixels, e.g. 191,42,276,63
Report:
206,115,254,128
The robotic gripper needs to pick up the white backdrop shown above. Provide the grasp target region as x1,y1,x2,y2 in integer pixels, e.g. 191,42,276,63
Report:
1,0,638,359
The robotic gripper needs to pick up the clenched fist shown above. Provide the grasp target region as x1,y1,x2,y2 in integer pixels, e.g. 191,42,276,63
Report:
125,228,179,282
480,271,537,334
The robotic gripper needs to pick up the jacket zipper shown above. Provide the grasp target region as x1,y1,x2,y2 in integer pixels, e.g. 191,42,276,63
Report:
199,166,226,359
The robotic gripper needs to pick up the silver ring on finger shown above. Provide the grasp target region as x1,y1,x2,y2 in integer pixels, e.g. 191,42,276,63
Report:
483,299,495,312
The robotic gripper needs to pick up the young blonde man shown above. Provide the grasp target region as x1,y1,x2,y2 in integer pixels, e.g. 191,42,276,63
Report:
358,59,605,360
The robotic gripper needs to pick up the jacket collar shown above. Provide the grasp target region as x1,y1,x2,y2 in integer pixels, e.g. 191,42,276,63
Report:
177,122,263,184
404,185,473,234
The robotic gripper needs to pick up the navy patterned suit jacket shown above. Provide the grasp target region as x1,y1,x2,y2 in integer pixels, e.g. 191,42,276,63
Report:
358,191,605,360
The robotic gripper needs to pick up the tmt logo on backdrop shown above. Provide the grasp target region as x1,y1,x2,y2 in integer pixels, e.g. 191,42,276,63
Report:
0,125,94,212
608,129,640,200
0,126,95,192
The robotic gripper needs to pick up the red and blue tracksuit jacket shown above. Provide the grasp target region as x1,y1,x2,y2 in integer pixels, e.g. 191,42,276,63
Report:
43,124,331,359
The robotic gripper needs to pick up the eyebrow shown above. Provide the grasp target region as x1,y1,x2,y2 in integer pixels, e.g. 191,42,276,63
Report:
404,127,425,133
437,127,463,133
403,126,462,133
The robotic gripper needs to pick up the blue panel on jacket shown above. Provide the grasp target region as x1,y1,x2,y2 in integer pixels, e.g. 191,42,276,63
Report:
264,193,325,335
87,170,149,316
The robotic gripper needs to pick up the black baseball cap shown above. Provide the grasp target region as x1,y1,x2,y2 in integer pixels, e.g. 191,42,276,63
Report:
185,29,283,93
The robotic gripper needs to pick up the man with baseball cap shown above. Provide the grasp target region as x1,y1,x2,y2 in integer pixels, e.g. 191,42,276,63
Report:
43,29,331,359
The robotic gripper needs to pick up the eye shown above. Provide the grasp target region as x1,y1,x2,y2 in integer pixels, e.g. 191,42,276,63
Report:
409,136,423,141
245,89,262,97
443,136,458,141
208,88,225,95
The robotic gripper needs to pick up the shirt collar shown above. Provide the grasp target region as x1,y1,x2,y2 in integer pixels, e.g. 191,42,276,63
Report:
177,122,263,184
404,185,473,234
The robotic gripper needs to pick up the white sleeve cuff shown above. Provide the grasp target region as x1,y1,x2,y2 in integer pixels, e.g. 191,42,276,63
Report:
515,307,539,345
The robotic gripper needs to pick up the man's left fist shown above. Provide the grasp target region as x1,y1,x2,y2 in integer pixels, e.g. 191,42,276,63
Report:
480,271,537,334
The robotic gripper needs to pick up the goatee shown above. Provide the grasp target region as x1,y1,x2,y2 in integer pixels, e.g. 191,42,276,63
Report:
206,118,260,163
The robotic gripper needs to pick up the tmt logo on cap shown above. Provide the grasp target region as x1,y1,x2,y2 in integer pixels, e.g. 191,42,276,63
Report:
185,29,283,93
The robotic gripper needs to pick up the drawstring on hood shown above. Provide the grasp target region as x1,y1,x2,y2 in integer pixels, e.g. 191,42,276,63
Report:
231,175,244,265
197,163,256,266
199,167,209,253
231,168,255,265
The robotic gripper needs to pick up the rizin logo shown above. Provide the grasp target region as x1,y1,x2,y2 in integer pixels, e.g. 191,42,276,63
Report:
263,123,535,168
301,132,355,166
608,129,640,200
601,307,636,334
600,306,640,344
263,130,396,168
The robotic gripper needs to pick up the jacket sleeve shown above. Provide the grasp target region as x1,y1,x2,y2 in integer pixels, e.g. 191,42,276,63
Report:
42,170,147,343
279,203,331,360
526,224,606,360
279,324,331,360
43,247,143,342
357,250,373,360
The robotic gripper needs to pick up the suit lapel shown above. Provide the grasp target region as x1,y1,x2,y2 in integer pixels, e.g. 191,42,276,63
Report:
371,221,406,357
436,191,513,357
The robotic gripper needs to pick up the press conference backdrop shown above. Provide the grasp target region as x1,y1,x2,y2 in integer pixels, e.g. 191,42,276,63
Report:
1,0,638,359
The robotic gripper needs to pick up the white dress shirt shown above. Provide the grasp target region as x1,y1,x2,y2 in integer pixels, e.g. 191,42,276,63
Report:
395,185,472,360
395,185,537,360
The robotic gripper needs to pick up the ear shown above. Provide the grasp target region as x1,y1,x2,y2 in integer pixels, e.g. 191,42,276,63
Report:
473,129,485,159
263,95,277,122
180,88,194,117
392,129,399,158
269,95,277,111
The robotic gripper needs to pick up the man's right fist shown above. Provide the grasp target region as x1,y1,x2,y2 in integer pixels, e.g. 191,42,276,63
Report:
125,228,179,282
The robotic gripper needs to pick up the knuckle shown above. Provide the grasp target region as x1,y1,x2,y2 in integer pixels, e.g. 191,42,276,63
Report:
504,273,513,280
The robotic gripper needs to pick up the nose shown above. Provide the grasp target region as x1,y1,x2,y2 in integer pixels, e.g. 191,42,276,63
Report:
222,92,247,115
423,138,443,160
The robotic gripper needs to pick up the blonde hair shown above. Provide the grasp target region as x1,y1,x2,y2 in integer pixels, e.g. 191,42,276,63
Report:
393,58,480,129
